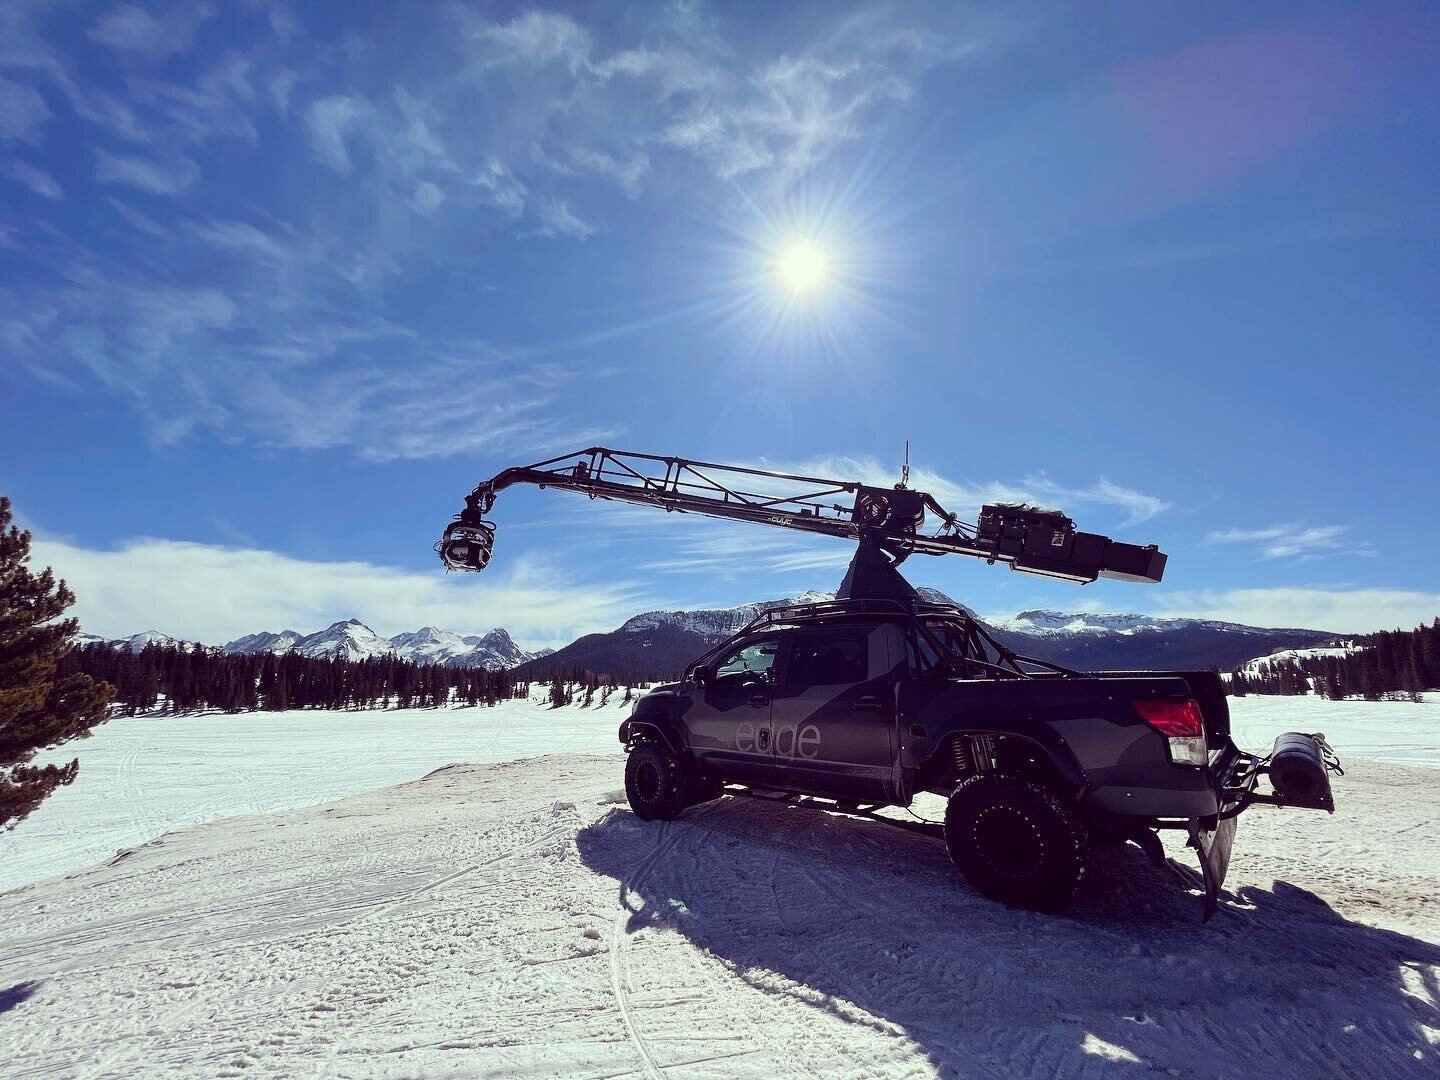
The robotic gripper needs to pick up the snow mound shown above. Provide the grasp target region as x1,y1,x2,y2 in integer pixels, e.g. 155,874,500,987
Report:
3,754,1437,1077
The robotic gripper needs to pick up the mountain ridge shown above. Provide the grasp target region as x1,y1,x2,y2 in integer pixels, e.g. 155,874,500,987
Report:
81,598,1340,678
79,620,540,670
514,595,1338,680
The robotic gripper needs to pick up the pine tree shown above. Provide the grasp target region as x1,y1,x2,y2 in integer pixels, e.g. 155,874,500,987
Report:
1409,636,1431,694
1,498,115,829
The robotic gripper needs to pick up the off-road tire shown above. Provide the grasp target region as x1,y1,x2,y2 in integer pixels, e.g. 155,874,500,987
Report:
625,741,689,820
944,773,1088,911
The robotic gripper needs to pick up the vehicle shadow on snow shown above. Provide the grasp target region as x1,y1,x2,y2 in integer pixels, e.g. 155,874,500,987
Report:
577,797,1440,1080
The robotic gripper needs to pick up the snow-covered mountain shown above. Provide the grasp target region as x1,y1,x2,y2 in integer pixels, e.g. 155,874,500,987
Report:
989,609,1299,638
519,592,1338,679
218,620,540,669
76,630,187,654
617,587,963,638
80,620,542,669
617,590,836,637
384,626,534,669
519,588,966,679
1240,643,1359,676
81,597,1338,679
221,630,302,655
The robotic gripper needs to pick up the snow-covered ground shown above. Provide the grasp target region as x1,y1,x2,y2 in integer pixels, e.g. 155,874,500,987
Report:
0,688,636,894
4,693,1438,897
1229,693,1440,769
4,751,1438,1078
3,694,1438,1078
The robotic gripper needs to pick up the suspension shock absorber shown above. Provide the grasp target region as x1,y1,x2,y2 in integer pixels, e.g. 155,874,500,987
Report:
951,737,971,776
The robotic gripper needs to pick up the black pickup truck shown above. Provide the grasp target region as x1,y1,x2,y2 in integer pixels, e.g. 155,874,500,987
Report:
617,598,1340,920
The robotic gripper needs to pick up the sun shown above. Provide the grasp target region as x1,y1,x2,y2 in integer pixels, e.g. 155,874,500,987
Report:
773,238,830,295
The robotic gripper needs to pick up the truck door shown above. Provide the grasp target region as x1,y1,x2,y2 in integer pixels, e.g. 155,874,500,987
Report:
682,635,779,783
767,625,897,801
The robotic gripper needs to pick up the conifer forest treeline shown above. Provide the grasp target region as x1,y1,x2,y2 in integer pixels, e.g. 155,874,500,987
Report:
1230,620,1440,701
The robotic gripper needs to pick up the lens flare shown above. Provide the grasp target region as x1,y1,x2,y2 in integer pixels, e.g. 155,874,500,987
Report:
774,239,830,294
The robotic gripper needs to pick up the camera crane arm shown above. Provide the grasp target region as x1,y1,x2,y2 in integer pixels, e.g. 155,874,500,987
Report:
437,446,1166,585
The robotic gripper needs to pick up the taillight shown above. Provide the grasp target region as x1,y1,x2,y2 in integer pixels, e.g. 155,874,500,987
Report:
1134,698,1207,767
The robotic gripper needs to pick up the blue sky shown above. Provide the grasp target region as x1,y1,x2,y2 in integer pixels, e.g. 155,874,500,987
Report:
3,1,1438,647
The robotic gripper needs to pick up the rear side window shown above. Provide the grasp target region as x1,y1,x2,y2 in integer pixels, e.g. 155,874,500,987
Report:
786,632,867,685
907,630,943,677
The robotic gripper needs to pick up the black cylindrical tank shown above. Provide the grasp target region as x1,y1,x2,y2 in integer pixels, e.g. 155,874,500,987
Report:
1269,732,1332,802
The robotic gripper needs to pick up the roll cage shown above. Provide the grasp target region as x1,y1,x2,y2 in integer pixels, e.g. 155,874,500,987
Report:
682,598,1082,684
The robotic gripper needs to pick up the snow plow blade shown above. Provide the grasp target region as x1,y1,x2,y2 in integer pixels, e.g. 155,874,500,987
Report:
1189,814,1238,923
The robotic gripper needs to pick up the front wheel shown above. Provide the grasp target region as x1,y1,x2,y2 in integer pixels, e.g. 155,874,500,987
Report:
944,773,1088,911
624,742,689,821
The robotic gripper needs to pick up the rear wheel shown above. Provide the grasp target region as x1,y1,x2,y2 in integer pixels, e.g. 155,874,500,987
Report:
625,742,689,820
944,773,1088,911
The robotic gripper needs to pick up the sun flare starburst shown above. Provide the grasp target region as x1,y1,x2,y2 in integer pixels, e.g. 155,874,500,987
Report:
773,239,830,295
673,174,910,365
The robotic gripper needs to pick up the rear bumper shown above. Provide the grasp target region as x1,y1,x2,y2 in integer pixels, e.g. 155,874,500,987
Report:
1076,729,1339,823
1086,733,1341,922
1079,771,1219,820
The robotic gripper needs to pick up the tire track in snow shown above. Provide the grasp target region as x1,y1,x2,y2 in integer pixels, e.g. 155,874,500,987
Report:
608,820,682,1078
776,806,1010,1080
603,801,781,1078
351,820,573,927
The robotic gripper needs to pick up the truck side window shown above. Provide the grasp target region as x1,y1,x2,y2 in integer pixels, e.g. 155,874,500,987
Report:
787,632,867,685
714,638,778,684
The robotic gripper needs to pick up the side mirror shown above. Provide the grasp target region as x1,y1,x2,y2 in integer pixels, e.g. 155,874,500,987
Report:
693,666,712,689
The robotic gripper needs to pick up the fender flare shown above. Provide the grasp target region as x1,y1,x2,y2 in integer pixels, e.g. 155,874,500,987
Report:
618,717,686,757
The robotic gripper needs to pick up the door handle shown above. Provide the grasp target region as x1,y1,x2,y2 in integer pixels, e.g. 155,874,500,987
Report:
749,695,769,708
758,728,769,750
856,696,885,712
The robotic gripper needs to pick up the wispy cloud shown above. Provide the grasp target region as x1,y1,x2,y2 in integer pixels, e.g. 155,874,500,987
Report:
532,198,595,240
107,198,169,236
304,94,368,173
1206,523,1372,561
778,454,1170,526
449,5,977,194
186,218,291,264
95,149,199,195
1150,587,1440,635
228,351,624,462
0,227,620,460
8,159,60,198
127,53,261,144
637,520,855,577
87,3,215,58
2,3,987,465
0,73,50,142
31,534,651,650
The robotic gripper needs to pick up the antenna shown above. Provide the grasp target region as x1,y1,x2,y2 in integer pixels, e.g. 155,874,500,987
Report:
900,440,910,489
